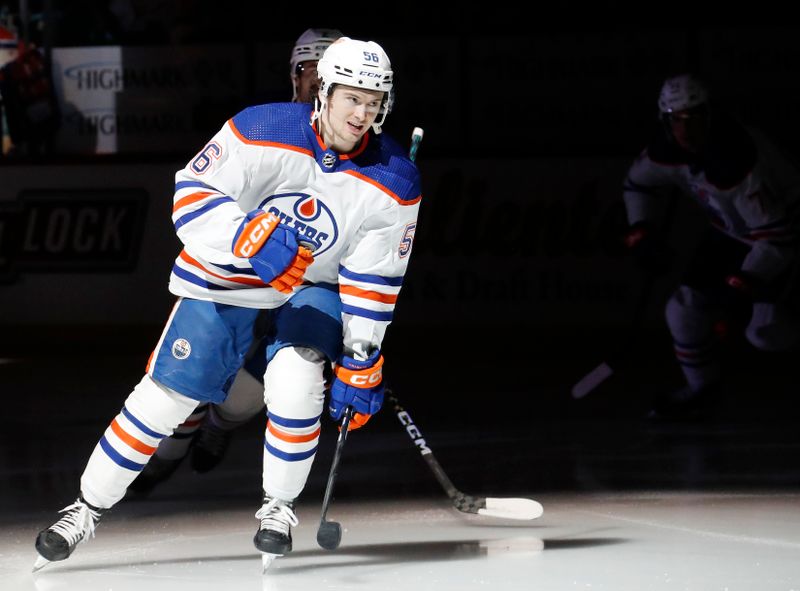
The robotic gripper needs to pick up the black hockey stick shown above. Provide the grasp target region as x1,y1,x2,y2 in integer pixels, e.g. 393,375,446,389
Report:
316,407,353,550
387,388,543,520
394,128,534,518
315,126,425,549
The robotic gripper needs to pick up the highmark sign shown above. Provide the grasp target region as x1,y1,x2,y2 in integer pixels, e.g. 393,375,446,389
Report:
50,45,246,154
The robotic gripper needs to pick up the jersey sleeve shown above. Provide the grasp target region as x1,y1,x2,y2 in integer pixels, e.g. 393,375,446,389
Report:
338,180,421,360
171,118,262,266
622,148,679,226
732,161,799,282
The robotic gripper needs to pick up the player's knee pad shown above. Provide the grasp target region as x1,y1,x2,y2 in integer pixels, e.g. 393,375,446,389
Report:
264,346,326,419
125,374,200,436
216,368,266,422
746,302,798,351
665,285,714,342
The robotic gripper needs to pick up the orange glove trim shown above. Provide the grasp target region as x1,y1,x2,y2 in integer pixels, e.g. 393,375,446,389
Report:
333,354,384,388
268,246,314,293
232,211,280,258
338,412,372,432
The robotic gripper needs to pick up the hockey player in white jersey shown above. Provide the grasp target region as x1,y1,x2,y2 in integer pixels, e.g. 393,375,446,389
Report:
128,27,344,495
623,73,799,419
34,36,421,570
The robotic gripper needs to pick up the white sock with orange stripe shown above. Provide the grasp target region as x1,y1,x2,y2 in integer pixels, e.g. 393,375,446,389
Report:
262,347,326,500
80,375,199,508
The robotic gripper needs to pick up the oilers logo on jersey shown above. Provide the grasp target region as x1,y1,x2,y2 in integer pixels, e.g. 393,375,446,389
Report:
259,193,337,255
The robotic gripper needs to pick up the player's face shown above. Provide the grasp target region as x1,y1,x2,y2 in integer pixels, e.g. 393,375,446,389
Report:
320,86,384,152
294,60,320,104
667,106,709,154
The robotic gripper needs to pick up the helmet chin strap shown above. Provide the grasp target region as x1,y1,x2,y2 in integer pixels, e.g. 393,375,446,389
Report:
311,95,326,130
371,110,386,135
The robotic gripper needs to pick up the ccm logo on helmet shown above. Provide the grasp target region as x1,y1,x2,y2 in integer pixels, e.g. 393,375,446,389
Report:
359,71,383,78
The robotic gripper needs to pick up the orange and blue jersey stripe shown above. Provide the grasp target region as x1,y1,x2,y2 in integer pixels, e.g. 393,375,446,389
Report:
173,180,234,231
339,265,402,322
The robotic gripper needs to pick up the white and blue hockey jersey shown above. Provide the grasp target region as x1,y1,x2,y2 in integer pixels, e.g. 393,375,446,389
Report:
168,102,422,355
624,114,800,282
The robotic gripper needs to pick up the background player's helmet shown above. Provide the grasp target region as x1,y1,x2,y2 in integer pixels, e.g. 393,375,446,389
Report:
290,28,343,101
315,37,394,134
657,74,709,114
658,74,711,153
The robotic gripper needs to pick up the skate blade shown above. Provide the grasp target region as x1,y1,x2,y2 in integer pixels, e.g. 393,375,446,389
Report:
261,552,282,573
32,555,50,573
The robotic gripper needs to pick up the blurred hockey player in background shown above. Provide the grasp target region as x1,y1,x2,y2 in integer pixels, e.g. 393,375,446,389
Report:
0,17,18,155
622,73,800,420
289,28,342,103
129,27,344,495
34,36,421,570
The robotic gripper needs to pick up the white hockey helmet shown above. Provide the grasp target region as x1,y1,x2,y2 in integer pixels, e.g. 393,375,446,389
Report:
658,74,709,114
290,28,343,101
315,37,394,133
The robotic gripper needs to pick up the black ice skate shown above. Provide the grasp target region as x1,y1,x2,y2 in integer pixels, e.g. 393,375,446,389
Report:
647,382,723,422
128,454,184,495
33,497,105,572
254,494,298,572
190,420,232,473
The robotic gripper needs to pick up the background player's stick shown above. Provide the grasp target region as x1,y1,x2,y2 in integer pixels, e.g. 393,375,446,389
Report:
316,408,353,550
388,389,543,520
570,191,680,400
570,273,655,399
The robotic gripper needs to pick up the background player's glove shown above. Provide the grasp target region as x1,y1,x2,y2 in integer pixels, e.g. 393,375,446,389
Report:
232,210,313,293
329,350,384,430
623,221,673,276
720,271,764,325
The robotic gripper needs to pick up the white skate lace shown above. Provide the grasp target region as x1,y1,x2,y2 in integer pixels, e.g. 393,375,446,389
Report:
255,497,298,536
50,499,102,546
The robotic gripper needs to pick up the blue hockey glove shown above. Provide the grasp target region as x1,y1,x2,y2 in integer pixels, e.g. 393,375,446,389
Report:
329,350,384,430
232,210,309,290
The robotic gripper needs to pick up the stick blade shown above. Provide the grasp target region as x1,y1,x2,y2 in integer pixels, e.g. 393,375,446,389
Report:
571,362,613,399
316,521,342,550
477,497,544,520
